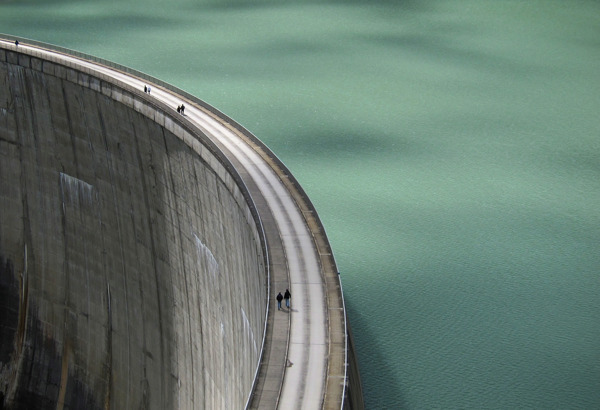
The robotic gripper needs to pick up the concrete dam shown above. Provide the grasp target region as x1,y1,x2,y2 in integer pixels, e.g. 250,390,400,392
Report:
0,39,363,409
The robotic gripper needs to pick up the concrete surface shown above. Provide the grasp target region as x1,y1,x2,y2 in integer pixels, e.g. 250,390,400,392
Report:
0,38,363,409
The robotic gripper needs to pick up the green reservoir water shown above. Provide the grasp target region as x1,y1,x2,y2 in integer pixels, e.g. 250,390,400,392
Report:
2,1,599,408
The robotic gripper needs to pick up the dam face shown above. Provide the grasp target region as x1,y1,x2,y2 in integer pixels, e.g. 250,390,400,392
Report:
0,47,266,409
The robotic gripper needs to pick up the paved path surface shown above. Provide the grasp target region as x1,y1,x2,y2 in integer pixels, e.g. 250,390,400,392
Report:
3,40,332,409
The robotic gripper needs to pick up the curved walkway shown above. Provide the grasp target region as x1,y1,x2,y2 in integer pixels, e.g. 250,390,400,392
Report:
1,38,348,409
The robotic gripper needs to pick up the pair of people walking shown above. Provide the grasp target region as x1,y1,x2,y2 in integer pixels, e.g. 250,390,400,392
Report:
276,289,291,310
177,104,185,114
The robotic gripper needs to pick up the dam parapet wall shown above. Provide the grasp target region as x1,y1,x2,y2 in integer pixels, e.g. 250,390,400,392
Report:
0,43,267,409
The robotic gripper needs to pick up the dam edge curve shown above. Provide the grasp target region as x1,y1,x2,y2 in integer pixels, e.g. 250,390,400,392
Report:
0,37,363,409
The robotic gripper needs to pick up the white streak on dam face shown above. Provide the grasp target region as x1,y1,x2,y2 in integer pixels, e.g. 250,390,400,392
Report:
59,172,95,209
193,232,219,280
241,308,257,355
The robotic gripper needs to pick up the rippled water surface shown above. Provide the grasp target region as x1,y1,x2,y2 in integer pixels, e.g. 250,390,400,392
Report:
2,1,599,408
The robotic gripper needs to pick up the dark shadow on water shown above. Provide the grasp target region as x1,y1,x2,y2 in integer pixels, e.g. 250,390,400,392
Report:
1,0,72,3
197,0,416,10
270,128,438,162
354,31,562,79
345,297,406,409
13,14,177,33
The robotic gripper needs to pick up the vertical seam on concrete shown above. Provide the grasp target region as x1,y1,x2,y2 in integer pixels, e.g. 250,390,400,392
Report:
97,95,133,409
163,128,198,408
132,111,168,410
81,85,114,409
124,108,151,409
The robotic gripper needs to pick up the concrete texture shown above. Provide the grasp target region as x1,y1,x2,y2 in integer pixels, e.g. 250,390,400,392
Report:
0,38,363,409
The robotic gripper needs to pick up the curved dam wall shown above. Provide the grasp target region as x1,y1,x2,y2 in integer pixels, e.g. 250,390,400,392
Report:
0,45,267,409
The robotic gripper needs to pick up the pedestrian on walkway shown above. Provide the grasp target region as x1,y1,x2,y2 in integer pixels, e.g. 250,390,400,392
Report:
147,86,151,94
15,40,19,47
177,105,181,113
180,104,185,115
284,289,291,309
144,85,147,93
276,292,283,310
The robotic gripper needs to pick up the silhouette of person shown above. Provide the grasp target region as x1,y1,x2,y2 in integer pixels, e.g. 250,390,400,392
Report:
276,292,283,310
177,105,181,113
284,289,291,308
15,40,19,47
180,104,185,114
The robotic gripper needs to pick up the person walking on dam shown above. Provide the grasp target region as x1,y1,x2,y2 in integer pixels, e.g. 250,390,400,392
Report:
276,292,283,310
284,289,291,309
